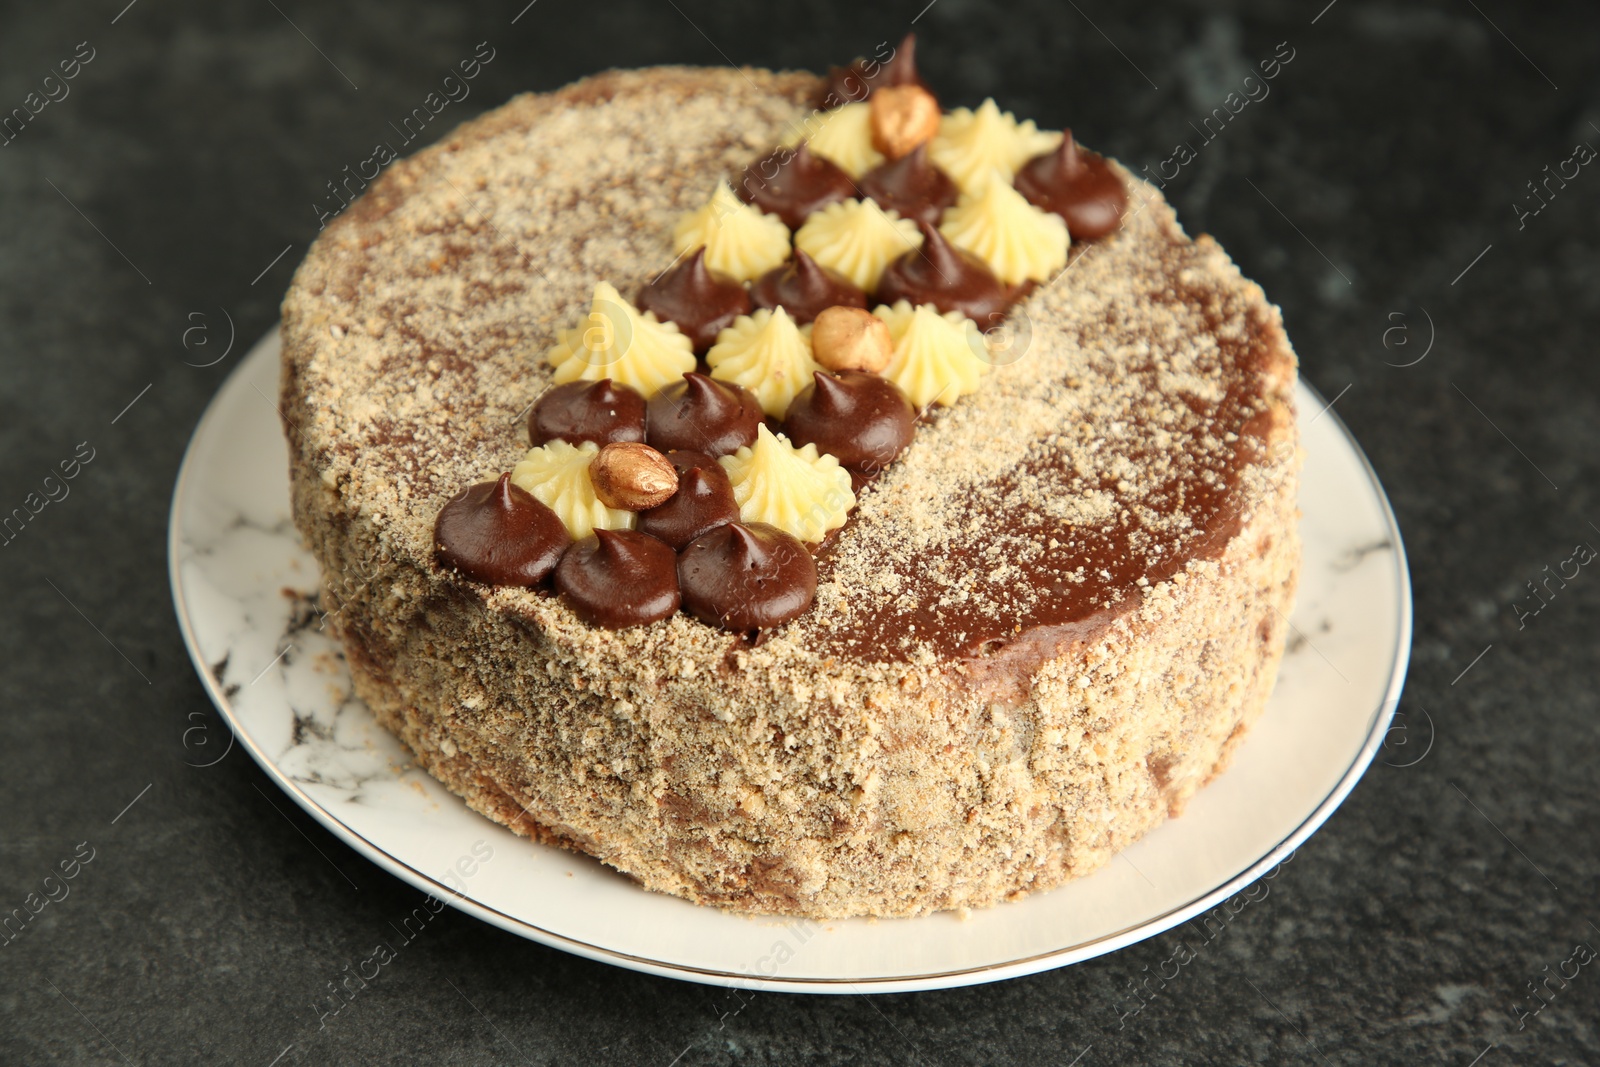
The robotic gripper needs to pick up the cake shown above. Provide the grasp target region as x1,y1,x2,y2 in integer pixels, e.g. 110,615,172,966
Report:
279,44,1301,919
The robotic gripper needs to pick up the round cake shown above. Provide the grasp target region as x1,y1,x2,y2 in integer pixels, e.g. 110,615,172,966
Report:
279,61,1300,919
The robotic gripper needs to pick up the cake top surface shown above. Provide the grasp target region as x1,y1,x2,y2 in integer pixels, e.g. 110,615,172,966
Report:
281,65,1295,668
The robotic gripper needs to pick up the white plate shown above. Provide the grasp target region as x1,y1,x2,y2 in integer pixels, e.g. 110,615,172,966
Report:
170,331,1411,994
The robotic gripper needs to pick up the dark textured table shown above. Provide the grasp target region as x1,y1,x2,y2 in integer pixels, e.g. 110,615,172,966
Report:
4,1,1597,1063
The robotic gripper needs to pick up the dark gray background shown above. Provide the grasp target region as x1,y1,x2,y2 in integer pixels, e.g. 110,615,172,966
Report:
3,0,1597,1063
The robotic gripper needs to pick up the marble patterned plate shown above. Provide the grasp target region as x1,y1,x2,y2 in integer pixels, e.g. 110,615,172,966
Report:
169,330,1411,994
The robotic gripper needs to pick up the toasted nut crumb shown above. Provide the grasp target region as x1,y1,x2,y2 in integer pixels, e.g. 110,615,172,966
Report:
869,85,941,160
811,306,893,374
589,443,679,511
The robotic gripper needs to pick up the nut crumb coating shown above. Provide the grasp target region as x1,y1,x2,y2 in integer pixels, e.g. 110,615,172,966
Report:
280,67,1301,918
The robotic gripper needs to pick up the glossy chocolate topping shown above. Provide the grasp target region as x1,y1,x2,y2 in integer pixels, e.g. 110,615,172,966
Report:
749,250,868,325
635,247,753,352
646,372,763,457
434,474,571,586
737,143,855,230
858,145,959,226
527,379,647,448
783,371,916,472
874,221,1012,323
678,522,818,630
637,450,740,550
1013,131,1128,241
554,528,681,628
821,32,931,107
812,278,1281,661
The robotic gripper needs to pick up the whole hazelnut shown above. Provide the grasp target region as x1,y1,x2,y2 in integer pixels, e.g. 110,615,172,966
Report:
811,306,893,374
869,85,941,160
588,443,679,511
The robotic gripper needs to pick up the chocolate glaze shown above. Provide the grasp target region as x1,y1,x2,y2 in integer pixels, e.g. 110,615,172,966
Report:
749,250,868,325
646,372,763,456
678,522,818,630
875,221,1012,323
736,143,854,230
554,529,681,628
1013,131,1128,241
636,247,752,352
820,32,932,107
812,280,1277,662
637,451,740,550
434,474,571,586
858,146,959,227
783,371,916,472
527,380,646,448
